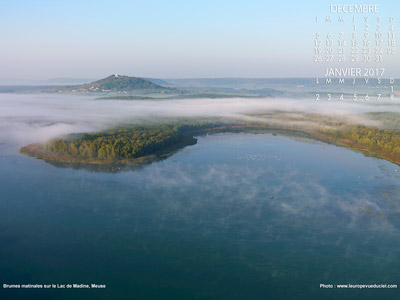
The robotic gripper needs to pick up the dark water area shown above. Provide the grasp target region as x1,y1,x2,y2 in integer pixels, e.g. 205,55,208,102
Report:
0,133,400,299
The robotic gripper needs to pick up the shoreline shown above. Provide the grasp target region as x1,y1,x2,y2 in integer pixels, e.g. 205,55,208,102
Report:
19,124,400,170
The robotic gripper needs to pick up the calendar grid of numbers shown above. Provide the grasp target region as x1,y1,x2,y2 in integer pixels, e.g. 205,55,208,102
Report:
314,4,399,101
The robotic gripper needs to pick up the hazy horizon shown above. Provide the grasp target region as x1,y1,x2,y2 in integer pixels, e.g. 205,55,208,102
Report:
0,75,339,86
2,0,400,82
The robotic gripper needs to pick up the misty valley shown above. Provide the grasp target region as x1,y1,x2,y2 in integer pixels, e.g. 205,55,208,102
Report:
1,93,400,300
3,0,400,298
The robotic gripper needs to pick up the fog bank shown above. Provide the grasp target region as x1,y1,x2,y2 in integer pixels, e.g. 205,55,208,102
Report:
0,94,399,145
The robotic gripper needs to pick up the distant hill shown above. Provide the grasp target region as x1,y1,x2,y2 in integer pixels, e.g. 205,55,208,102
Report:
62,74,173,93
142,78,171,86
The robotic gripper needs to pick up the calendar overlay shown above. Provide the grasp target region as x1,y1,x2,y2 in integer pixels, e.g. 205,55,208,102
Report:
314,4,399,101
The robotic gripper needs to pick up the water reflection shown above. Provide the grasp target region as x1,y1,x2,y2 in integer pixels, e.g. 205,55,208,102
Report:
0,133,399,300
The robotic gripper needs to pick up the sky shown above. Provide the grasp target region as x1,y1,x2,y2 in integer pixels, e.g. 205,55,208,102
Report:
1,0,400,81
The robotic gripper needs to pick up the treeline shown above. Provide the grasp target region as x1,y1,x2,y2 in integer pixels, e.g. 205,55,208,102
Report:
42,121,220,161
44,125,183,160
325,125,400,158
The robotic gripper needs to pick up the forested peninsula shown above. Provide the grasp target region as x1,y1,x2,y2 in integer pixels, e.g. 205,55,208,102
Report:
20,113,400,168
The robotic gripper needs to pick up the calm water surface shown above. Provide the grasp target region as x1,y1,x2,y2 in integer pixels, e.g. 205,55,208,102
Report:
0,133,399,299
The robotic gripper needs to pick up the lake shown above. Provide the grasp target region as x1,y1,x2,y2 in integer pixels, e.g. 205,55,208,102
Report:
1,129,399,300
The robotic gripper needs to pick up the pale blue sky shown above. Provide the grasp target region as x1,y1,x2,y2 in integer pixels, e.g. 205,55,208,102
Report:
1,0,399,80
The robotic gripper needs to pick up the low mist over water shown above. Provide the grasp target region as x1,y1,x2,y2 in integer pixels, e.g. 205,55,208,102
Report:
1,131,400,300
0,93,399,146
1,93,400,300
